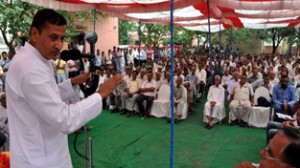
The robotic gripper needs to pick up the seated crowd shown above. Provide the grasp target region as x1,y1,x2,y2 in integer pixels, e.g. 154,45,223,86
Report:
1,45,300,168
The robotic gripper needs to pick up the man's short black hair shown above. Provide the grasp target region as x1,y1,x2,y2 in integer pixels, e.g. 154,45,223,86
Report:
281,127,300,167
281,75,289,79
282,142,300,167
1,52,7,55
30,9,67,35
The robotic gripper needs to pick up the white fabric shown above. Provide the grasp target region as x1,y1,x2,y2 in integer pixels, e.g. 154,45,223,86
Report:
203,85,225,124
141,80,156,97
166,85,188,120
249,107,270,128
229,101,252,123
151,85,170,118
249,87,271,128
22,0,300,32
196,69,207,84
0,105,8,134
0,105,8,151
180,86,188,120
6,43,103,168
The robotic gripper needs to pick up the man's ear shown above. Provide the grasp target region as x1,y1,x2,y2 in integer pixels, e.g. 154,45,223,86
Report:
30,27,39,43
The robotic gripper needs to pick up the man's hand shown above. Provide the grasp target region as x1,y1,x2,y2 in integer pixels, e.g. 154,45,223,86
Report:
283,121,294,128
210,101,216,108
282,104,288,112
98,74,123,99
71,71,90,85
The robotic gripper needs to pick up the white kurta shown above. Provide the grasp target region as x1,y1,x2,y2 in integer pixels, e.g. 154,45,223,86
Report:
229,83,254,123
204,85,225,118
6,43,103,168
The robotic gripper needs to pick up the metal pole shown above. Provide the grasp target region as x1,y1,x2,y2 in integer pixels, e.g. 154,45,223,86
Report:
219,22,222,63
89,137,93,168
207,0,213,85
230,28,233,58
84,126,88,168
138,20,141,66
90,8,96,55
169,0,175,168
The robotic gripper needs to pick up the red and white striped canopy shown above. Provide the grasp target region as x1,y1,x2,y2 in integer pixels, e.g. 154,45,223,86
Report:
22,0,300,32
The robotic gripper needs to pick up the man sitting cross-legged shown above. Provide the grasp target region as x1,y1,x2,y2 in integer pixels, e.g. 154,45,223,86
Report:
229,73,254,127
204,75,224,129
121,70,141,117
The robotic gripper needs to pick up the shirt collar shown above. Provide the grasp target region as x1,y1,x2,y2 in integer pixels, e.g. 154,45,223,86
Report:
25,42,49,63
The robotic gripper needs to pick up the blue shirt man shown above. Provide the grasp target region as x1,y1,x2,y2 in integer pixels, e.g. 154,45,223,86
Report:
272,75,297,121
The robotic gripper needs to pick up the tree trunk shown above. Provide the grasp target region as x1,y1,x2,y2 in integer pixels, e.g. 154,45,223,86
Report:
272,28,276,54
8,44,16,56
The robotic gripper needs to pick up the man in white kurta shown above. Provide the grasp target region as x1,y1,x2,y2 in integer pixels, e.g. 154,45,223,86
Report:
204,75,224,128
0,93,8,151
6,9,122,168
229,74,254,126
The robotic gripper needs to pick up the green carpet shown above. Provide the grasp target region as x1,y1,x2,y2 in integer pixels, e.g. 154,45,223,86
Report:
68,101,265,168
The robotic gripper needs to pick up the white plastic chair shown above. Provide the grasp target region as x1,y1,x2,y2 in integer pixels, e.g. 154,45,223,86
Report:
249,87,271,128
150,85,171,118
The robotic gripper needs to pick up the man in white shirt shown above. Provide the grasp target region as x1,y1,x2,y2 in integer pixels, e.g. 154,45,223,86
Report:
204,75,224,129
0,93,8,151
196,63,207,97
173,77,186,121
6,9,122,168
95,49,102,68
229,73,254,127
136,72,156,118
221,68,232,90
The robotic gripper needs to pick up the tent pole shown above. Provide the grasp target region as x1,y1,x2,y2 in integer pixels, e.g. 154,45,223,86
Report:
138,20,141,66
207,0,213,85
91,8,96,55
230,28,233,59
169,0,175,168
219,22,222,63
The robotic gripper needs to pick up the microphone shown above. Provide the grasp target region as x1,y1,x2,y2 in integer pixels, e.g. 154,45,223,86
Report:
60,49,82,62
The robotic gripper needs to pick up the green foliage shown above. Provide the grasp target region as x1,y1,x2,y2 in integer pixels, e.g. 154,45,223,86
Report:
0,0,94,54
118,19,138,45
139,23,169,47
0,0,39,54
263,27,295,53
223,28,257,46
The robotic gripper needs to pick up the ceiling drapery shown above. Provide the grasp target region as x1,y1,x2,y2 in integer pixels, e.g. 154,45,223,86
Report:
21,0,300,32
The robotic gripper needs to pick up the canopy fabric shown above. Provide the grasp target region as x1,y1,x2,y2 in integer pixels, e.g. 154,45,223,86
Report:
22,0,300,32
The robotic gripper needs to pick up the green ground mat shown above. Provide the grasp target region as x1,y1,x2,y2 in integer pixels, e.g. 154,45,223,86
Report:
69,101,265,168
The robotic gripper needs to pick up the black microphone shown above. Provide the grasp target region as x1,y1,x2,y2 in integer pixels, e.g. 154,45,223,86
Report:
60,49,82,62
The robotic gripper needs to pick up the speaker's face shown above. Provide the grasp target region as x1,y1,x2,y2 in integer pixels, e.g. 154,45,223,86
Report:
31,22,66,60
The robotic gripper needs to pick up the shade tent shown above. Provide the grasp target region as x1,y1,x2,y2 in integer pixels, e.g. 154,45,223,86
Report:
18,1,298,168
22,0,300,32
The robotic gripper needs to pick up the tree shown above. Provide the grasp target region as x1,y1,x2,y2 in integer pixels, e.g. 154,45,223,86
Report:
118,19,137,45
0,0,39,55
259,27,295,54
222,28,257,51
0,0,93,55
139,23,169,47
293,28,300,55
